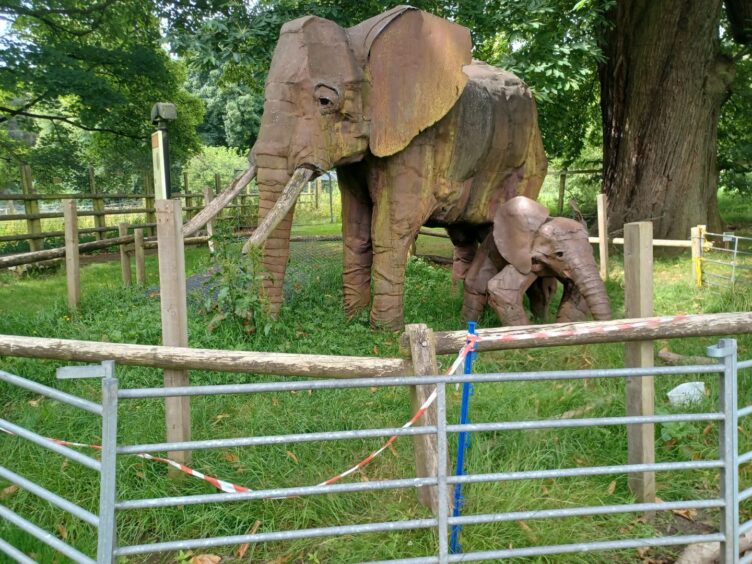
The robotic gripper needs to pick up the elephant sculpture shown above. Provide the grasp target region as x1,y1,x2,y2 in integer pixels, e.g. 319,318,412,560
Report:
462,196,612,325
245,6,547,330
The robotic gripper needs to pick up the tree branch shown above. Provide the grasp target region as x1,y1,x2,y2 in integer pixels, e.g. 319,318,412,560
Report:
0,107,146,140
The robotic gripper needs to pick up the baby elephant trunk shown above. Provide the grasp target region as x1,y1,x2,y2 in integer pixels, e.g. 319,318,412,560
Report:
569,258,612,321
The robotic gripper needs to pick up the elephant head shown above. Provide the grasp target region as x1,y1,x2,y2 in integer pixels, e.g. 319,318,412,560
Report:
244,6,472,315
494,196,612,321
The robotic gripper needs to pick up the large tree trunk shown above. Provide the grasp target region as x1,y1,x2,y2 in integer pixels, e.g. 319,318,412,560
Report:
599,0,735,240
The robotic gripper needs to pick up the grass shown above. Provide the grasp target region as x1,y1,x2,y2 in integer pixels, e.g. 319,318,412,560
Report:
1,224,752,563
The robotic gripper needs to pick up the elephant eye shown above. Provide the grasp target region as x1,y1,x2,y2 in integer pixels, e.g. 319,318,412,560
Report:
554,251,564,258
314,84,341,115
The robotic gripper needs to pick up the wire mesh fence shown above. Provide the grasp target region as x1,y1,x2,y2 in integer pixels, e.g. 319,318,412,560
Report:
702,231,752,290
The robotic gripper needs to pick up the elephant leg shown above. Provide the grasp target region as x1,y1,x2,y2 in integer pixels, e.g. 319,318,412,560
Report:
555,281,590,323
339,165,373,318
461,236,499,322
446,224,478,283
487,265,537,326
369,178,427,331
526,277,558,321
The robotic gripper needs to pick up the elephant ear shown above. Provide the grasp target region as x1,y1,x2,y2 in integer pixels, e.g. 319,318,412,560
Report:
348,7,471,157
493,197,550,275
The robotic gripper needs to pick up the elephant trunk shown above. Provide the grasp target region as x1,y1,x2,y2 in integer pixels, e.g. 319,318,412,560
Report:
242,160,311,317
568,258,612,321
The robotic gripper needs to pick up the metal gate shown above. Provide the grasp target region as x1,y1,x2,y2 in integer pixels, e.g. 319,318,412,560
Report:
2,338,751,563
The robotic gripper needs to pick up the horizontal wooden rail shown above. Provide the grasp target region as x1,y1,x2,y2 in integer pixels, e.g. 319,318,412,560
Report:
589,236,692,249
0,192,148,201
0,334,412,378
403,312,752,355
0,208,151,222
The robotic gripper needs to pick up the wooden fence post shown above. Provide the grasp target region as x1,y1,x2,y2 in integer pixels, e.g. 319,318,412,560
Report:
20,165,42,252
183,172,193,221
144,172,156,237
691,225,706,288
118,223,132,286
406,323,445,515
134,228,146,286
214,173,222,220
156,198,191,473
624,221,655,507
557,169,567,215
597,193,609,280
315,178,320,210
203,186,215,253
63,200,80,310
89,166,106,241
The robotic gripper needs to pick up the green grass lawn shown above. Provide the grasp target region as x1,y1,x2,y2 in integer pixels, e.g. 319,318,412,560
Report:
1,226,752,563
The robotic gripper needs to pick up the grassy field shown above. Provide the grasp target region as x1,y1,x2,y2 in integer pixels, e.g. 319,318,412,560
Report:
1,216,752,562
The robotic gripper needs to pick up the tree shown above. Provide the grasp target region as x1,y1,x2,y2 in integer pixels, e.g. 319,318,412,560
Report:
599,0,751,238
0,1,203,191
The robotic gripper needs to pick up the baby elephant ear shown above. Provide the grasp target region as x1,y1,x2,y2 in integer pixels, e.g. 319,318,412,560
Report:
493,197,551,275
353,7,471,157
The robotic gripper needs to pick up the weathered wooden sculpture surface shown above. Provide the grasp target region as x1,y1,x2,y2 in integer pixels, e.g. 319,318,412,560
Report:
462,196,612,326
249,5,547,329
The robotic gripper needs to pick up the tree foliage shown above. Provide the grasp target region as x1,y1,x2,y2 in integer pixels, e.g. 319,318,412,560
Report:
0,0,202,192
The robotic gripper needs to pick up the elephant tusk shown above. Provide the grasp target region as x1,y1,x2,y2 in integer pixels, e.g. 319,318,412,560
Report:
242,167,314,253
182,165,257,237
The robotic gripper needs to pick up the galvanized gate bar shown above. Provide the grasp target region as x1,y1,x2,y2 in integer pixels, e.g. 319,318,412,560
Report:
448,412,723,432
0,418,101,471
116,362,723,398
448,498,725,526
0,504,96,564
116,476,440,510
117,425,438,454
448,460,723,485
0,537,36,564
709,339,739,562
442,533,726,562
97,362,118,564
740,359,752,369
0,369,103,414
113,518,438,556
0,465,99,526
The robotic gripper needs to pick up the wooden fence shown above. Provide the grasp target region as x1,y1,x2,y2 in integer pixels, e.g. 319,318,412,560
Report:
0,166,258,251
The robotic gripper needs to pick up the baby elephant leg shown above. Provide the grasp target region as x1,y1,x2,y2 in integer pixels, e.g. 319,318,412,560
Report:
526,277,558,321
461,234,501,322
556,281,590,322
487,266,537,326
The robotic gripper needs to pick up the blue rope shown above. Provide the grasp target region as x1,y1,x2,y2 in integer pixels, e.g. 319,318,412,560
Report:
449,321,476,554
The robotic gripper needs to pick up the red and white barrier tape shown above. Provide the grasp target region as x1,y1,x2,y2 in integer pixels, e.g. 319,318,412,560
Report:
1,315,689,495
0,428,249,494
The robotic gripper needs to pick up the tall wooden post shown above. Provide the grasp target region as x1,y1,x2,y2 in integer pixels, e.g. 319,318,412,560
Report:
144,172,156,237
156,199,191,473
134,228,146,286
314,178,320,210
89,167,106,241
203,186,215,253
557,170,567,215
63,200,80,310
624,221,655,506
597,193,609,281
118,223,132,286
20,165,42,252
406,323,446,515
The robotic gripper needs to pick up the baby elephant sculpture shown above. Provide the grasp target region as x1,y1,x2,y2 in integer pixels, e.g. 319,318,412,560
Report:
462,196,612,325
